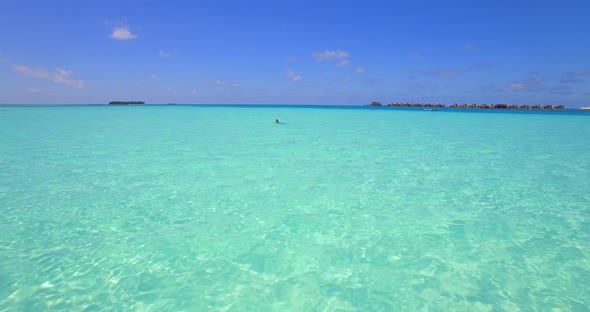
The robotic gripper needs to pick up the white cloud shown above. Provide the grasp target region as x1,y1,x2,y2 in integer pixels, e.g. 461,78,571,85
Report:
313,49,350,61
569,69,590,76
506,82,526,91
215,80,240,87
504,77,542,91
12,64,86,88
431,69,462,76
149,74,158,80
355,66,365,73
110,26,137,40
159,51,171,58
287,70,302,81
337,59,351,67
26,86,40,93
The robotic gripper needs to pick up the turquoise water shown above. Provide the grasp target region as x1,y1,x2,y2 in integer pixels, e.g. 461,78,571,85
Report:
1,105,590,311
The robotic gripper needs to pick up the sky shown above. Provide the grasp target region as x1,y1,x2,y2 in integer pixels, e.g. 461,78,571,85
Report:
1,0,589,107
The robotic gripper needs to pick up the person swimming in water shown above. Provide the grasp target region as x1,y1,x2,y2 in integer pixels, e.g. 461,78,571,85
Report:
275,118,280,124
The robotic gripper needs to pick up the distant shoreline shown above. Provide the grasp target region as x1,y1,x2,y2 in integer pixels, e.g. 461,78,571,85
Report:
1,103,589,114
108,101,145,105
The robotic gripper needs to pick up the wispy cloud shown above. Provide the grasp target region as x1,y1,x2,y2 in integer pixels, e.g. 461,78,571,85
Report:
110,26,137,40
287,70,302,81
159,51,171,58
504,77,542,91
409,52,423,59
149,74,158,80
12,64,86,88
408,84,435,92
432,69,462,77
337,59,351,67
313,49,350,61
0,52,8,63
561,68,590,83
26,86,40,93
479,85,499,92
215,80,240,87
469,63,491,70
542,85,573,95
355,66,365,73
568,69,590,76
464,43,478,51
560,77,584,83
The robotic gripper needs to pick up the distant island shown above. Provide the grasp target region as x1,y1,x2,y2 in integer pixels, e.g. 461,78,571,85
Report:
108,101,145,105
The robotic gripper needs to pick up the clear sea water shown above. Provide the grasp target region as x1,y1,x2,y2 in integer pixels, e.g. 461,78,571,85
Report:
1,105,590,311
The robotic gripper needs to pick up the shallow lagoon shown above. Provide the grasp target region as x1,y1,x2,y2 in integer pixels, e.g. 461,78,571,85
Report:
1,105,589,311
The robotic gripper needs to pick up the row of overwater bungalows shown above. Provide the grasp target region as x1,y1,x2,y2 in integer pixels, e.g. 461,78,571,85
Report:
385,103,565,110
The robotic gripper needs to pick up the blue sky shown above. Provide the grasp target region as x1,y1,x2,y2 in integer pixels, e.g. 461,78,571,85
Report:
1,0,589,107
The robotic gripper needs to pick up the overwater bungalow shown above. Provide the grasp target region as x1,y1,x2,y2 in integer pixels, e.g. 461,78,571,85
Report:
373,101,562,110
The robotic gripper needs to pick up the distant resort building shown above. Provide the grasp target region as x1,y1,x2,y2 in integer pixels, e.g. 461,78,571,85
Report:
374,101,571,110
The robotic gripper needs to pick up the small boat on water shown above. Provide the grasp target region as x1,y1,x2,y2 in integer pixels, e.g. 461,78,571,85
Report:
582,106,590,110
424,108,438,111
